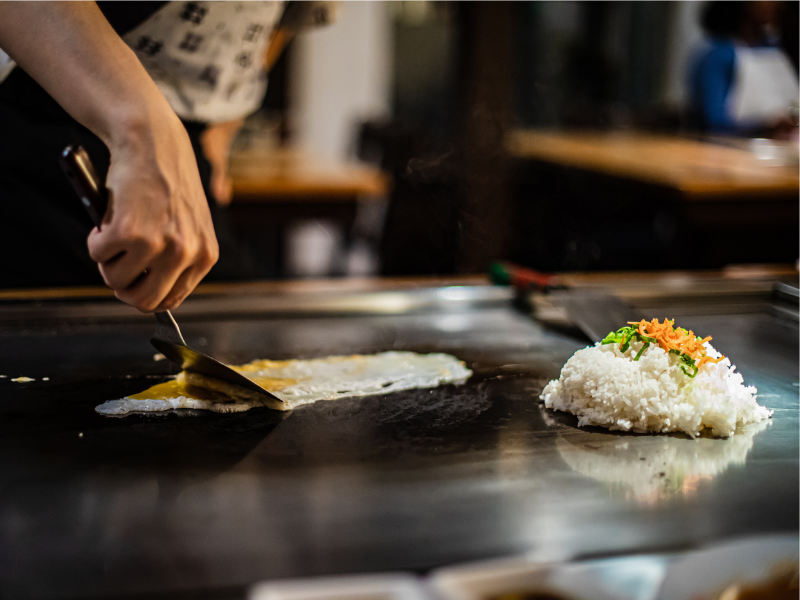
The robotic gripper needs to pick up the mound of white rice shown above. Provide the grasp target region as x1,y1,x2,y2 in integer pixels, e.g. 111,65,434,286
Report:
540,340,771,437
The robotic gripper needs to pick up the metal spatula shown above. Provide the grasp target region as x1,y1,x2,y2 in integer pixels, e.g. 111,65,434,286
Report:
60,145,284,405
547,291,643,343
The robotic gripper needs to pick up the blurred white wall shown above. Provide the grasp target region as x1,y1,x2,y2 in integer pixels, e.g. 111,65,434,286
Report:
291,1,393,162
663,0,705,109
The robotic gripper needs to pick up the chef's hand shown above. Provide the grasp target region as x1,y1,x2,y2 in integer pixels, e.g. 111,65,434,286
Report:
0,2,219,312
87,113,219,312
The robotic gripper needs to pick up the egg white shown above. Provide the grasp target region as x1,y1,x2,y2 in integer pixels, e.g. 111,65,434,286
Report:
95,351,472,416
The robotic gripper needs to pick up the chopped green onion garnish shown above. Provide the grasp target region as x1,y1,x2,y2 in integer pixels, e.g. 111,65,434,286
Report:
603,324,700,378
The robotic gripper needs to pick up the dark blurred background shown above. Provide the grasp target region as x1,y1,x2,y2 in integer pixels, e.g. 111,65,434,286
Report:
230,0,799,280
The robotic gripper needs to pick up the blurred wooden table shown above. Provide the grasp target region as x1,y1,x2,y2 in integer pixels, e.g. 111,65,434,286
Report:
506,130,799,269
507,130,799,200
230,147,389,202
226,146,390,277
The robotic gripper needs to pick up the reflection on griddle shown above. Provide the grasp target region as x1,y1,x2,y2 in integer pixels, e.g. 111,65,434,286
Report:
555,420,772,504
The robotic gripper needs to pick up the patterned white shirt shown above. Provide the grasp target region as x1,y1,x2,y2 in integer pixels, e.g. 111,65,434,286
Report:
0,1,340,123
124,1,283,123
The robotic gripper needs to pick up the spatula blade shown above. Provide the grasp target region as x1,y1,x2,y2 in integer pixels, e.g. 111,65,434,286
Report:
548,292,643,343
150,336,284,402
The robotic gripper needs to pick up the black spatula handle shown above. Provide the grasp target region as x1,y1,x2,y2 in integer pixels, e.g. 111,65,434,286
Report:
59,145,108,229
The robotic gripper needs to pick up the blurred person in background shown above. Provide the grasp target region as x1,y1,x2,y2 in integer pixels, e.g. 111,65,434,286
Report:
0,1,337,311
689,0,799,138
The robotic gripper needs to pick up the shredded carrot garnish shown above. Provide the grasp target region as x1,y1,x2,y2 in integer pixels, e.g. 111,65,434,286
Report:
626,319,723,365
697,355,725,368
602,318,725,378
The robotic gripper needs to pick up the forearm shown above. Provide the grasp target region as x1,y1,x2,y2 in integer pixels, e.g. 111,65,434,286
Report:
0,2,217,312
0,1,173,149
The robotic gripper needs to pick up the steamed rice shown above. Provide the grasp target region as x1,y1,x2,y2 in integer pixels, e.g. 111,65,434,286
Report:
540,340,771,437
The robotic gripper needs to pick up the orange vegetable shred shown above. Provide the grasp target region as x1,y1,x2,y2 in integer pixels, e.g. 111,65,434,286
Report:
627,318,725,368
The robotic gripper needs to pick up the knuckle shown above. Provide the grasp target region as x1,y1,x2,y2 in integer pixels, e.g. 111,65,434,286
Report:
169,237,188,262
200,255,214,272
205,240,220,267
136,234,160,255
196,257,212,274
114,225,159,256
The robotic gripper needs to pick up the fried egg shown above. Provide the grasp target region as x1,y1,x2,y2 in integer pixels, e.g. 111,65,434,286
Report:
96,351,472,416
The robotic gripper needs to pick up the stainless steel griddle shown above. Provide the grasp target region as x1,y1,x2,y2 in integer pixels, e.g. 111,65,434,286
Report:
0,282,797,600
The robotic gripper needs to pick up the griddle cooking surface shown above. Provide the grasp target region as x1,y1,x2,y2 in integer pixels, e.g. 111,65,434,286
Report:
0,308,797,600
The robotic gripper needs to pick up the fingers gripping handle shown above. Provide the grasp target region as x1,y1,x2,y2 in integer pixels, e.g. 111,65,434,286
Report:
59,145,108,229
60,145,176,326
